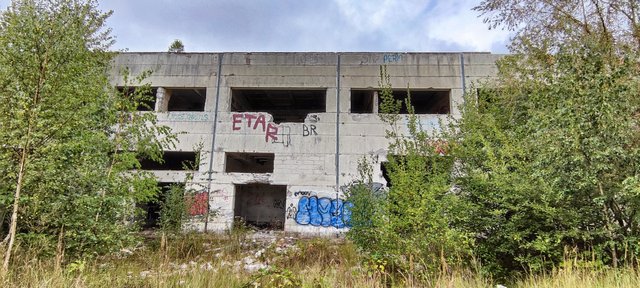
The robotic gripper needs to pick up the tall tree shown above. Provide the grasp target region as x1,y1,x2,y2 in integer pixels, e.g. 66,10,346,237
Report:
0,0,174,273
449,0,640,277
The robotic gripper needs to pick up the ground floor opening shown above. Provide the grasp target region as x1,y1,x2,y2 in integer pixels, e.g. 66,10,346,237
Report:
233,184,287,230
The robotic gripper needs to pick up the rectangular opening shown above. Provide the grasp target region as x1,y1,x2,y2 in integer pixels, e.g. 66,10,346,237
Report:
167,88,206,111
117,86,157,111
231,89,326,123
234,184,286,230
351,90,375,113
382,90,450,114
139,182,181,229
225,152,274,173
139,151,198,170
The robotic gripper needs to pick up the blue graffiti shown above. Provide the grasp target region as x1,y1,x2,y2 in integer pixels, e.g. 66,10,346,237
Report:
295,196,352,228
383,53,402,63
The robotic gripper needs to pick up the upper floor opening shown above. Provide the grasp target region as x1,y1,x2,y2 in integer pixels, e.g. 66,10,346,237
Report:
351,89,450,114
231,88,326,123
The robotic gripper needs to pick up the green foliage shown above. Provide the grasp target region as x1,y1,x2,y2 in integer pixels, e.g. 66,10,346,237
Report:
454,0,640,278
347,66,472,277
0,0,175,261
158,143,204,233
345,158,386,253
168,39,184,53
243,267,302,288
158,184,187,233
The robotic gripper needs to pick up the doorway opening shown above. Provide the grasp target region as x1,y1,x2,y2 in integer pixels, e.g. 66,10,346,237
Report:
233,184,286,230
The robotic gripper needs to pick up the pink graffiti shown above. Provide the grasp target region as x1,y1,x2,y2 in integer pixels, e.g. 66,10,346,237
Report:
188,192,208,216
232,113,279,142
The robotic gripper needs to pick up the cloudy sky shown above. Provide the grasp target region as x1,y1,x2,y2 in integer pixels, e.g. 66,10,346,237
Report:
2,0,512,53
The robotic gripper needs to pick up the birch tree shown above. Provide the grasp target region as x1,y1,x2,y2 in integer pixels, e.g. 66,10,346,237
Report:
0,0,174,273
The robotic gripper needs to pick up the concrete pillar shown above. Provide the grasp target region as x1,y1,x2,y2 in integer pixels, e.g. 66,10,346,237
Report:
373,91,379,114
155,87,168,112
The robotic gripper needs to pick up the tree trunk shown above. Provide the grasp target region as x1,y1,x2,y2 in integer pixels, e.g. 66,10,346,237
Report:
1,145,29,275
599,182,618,268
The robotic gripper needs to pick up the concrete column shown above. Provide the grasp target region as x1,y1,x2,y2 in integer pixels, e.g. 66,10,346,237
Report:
155,87,166,112
372,91,379,114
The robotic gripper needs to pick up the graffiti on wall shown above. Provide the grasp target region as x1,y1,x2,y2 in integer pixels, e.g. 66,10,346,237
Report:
294,196,352,229
286,204,297,220
273,198,285,209
231,113,321,145
302,124,317,137
383,53,402,63
272,125,292,147
231,113,291,146
358,53,403,64
188,192,209,216
294,191,311,197
168,112,210,122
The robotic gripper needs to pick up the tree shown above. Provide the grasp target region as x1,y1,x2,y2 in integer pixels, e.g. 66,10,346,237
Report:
168,39,184,53
0,0,174,273
446,0,640,277
347,67,472,280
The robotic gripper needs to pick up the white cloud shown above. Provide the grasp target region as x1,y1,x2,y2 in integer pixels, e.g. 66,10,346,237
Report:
0,0,511,53
423,0,511,51
331,0,510,52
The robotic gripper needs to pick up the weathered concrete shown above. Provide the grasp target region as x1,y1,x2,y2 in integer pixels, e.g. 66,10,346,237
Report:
109,52,502,234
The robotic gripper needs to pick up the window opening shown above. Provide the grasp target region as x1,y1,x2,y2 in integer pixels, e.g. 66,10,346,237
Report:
117,86,157,111
351,90,376,113
139,182,182,229
139,151,198,170
167,88,206,111
381,90,450,114
225,152,274,173
231,89,326,123
381,162,392,188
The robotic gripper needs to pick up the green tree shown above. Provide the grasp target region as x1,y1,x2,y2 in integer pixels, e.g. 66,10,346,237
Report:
347,67,472,279
448,0,640,277
0,0,174,273
168,39,184,53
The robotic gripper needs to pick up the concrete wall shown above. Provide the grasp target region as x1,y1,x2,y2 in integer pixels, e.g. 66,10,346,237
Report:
109,52,501,234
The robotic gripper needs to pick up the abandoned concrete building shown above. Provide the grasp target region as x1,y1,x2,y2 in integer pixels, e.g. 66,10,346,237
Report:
109,52,500,234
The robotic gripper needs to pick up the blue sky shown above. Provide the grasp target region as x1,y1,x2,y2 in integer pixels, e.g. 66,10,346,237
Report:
1,0,511,53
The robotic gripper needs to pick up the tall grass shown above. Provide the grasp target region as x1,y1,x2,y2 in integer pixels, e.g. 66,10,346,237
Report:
1,230,639,287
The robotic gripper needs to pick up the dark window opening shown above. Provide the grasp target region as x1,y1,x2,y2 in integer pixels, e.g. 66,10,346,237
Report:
139,182,182,229
351,90,375,113
231,89,326,123
234,184,286,230
139,151,198,170
381,90,450,114
167,88,206,111
225,152,274,173
117,86,157,111
381,162,392,188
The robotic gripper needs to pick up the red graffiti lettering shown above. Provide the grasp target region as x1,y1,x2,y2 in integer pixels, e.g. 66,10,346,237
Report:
232,113,281,143
244,113,256,128
254,114,266,131
266,123,278,142
232,113,242,131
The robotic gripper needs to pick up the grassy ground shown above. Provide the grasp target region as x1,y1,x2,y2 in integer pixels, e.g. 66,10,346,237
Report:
1,230,639,287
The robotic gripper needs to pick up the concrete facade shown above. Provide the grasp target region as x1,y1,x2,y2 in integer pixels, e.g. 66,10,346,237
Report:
109,52,500,234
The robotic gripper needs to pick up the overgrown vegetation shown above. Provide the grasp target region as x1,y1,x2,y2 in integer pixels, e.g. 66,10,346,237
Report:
347,67,472,282
458,0,640,279
0,0,175,273
2,232,640,287
346,0,640,282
